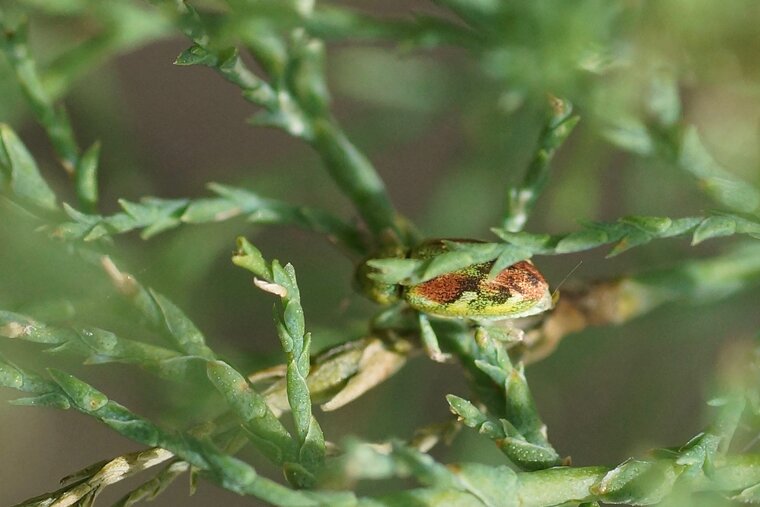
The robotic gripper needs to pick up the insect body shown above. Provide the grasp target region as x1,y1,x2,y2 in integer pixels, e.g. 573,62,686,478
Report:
355,239,553,321
403,240,553,320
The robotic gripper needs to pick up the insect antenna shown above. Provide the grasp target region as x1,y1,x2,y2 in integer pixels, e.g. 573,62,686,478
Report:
551,260,583,304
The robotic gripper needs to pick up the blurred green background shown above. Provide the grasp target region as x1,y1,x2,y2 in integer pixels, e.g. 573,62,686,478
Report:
1,0,760,505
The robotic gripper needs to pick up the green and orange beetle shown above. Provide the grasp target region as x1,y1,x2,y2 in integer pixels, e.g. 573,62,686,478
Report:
357,239,554,321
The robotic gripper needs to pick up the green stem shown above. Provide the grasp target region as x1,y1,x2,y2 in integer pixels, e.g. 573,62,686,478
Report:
0,19,79,173
503,97,579,232
516,466,608,506
0,15,100,213
0,362,349,506
310,117,403,240
156,0,406,245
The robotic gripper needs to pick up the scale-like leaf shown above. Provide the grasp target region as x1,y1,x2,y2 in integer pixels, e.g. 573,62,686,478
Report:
0,125,57,210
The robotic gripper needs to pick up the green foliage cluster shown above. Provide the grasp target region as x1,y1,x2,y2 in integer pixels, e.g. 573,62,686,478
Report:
1,1,760,506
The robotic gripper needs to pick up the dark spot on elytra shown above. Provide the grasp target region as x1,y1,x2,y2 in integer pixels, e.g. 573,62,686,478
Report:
484,287,512,305
459,269,481,293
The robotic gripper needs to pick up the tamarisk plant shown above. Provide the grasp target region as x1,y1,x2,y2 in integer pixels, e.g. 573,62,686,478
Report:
2,1,760,506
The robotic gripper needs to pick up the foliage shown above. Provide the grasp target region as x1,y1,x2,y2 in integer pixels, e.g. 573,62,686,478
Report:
1,1,760,506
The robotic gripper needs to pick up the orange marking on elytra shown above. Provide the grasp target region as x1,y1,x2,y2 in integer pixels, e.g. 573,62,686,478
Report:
414,273,468,305
490,261,548,301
